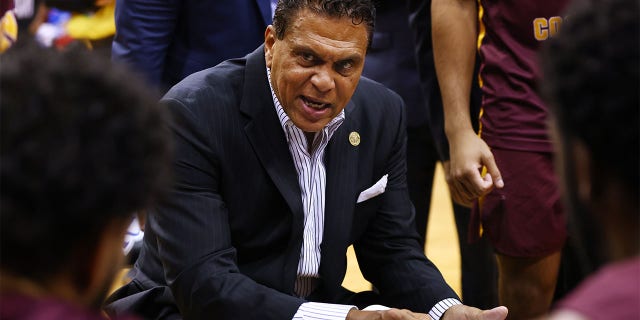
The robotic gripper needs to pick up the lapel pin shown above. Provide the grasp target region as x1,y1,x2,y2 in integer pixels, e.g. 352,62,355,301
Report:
349,131,360,146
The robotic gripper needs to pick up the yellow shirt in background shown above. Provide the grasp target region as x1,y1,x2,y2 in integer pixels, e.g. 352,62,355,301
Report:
0,9,17,53
65,1,114,40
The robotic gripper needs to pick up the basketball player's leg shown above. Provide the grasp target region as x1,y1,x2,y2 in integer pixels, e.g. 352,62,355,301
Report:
497,251,561,319
478,149,566,319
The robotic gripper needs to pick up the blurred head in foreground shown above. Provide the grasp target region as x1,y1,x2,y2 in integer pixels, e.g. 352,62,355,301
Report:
541,0,639,318
0,41,172,317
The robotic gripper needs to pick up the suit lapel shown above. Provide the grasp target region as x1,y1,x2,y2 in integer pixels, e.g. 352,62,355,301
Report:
240,47,304,291
320,101,360,287
240,46,304,252
244,111,303,220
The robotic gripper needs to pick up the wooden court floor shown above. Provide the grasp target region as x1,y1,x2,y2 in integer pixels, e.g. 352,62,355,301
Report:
342,163,462,296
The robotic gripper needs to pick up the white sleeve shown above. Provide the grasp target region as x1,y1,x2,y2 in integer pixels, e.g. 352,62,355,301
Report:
428,298,462,320
292,302,356,320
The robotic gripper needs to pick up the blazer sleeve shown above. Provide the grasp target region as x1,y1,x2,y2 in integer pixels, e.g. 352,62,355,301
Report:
353,93,459,312
150,95,304,320
112,0,178,88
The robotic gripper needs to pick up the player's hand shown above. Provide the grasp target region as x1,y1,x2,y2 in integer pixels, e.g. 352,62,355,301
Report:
443,161,473,207
445,129,503,206
442,304,508,320
347,308,431,320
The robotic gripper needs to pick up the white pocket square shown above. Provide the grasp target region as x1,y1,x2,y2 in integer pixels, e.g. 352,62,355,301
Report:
357,174,388,203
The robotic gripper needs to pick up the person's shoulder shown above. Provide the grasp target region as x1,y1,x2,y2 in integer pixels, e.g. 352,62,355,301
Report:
546,310,588,320
570,257,640,299
351,76,404,119
159,58,249,128
353,76,403,107
164,58,247,105
555,257,640,319
347,77,406,142
0,292,117,320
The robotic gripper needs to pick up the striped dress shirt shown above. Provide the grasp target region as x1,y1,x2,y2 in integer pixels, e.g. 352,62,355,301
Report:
268,67,344,298
267,68,460,319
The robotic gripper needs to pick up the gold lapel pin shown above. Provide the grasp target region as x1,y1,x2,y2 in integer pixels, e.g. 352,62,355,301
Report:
349,131,360,146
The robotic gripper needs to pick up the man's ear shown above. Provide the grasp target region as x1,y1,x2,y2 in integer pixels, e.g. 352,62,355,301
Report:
264,25,276,68
571,140,593,206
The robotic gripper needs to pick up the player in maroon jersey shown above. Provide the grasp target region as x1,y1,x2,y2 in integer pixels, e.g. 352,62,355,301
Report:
432,0,571,318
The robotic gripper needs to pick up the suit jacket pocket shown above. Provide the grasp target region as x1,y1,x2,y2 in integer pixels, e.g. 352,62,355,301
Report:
351,196,383,240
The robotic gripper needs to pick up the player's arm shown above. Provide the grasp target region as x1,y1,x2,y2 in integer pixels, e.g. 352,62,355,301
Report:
432,0,502,205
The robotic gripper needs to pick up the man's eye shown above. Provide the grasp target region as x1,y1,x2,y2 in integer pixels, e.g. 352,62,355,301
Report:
339,61,353,70
336,61,354,74
301,53,314,62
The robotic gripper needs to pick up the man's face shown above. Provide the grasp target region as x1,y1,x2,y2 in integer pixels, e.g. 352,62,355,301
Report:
264,9,369,133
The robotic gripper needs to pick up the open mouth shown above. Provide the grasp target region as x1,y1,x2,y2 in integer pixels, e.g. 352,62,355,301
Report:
302,96,329,110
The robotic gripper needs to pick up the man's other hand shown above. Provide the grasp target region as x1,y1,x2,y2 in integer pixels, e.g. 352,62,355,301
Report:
347,308,431,320
442,304,508,320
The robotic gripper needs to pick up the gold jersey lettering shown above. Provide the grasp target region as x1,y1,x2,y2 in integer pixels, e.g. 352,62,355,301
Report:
533,16,564,41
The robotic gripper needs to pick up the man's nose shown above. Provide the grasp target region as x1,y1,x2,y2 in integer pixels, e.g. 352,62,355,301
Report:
310,67,335,93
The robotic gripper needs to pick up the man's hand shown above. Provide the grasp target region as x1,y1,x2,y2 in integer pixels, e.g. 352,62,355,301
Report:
444,129,504,206
347,308,431,320
442,304,508,320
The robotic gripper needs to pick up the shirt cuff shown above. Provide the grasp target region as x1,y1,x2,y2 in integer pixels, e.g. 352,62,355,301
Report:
428,298,462,320
292,302,356,320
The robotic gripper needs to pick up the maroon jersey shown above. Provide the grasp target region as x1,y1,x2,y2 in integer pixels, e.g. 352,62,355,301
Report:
477,0,570,152
0,293,139,320
556,257,640,320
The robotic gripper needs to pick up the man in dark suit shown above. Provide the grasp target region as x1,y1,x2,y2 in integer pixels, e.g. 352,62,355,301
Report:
106,1,508,319
112,0,272,90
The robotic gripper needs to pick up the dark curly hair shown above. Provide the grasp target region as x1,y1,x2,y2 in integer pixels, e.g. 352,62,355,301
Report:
0,42,173,283
540,0,638,269
272,0,376,47
541,0,639,199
